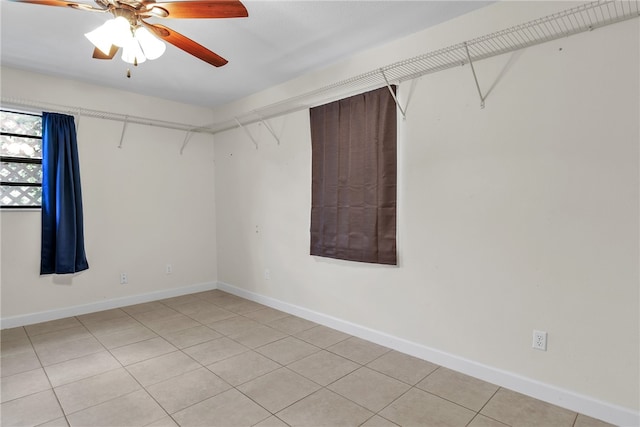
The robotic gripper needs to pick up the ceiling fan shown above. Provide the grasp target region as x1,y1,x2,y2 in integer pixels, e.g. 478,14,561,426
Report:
9,0,248,67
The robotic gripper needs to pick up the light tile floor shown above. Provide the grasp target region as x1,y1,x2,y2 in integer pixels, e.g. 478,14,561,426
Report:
0,290,614,427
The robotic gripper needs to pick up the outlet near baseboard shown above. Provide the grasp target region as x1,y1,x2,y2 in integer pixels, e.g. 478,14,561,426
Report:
533,330,547,351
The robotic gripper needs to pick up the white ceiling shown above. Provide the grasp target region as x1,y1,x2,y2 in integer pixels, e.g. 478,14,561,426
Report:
1,0,492,108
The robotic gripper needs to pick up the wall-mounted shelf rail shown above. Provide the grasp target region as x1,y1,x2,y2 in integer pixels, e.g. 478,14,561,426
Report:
215,0,639,135
0,97,219,135
2,1,637,138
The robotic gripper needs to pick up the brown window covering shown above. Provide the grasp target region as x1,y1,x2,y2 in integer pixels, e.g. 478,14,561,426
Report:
310,86,397,265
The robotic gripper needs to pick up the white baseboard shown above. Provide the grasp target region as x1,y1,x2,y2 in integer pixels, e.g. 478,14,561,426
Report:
2,280,636,426
0,281,217,329
217,281,639,427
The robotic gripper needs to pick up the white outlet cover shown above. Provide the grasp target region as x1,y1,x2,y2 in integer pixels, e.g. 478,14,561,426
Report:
533,330,547,351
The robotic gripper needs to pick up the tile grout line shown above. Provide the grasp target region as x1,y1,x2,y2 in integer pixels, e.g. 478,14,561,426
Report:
165,293,430,426
67,312,149,425
19,296,315,426
73,307,180,426
570,411,580,427
73,298,212,426
27,321,72,427
6,294,442,426
465,387,505,427
177,298,371,426
4,291,603,427
126,295,280,424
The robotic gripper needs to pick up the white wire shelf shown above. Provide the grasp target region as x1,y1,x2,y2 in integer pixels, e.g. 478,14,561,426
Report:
0,97,217,135
214,0,639,135
2,0,637,138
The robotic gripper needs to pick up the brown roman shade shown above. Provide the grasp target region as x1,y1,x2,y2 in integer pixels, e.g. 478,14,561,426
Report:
309,86,397,265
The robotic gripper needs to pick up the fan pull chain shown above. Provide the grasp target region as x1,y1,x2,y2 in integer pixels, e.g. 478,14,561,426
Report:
126,57,141,79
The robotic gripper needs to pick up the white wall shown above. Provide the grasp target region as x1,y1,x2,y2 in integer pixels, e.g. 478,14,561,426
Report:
0,67,217,318
1,1,637,423
213,1,639,418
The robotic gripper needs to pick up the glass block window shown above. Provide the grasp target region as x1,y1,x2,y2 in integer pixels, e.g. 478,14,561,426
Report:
1,110,43,208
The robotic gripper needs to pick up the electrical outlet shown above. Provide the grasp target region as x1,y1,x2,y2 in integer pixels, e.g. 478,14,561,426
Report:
120,272,128,285
533,330,547,351
264,269,270,280
166,264,172,275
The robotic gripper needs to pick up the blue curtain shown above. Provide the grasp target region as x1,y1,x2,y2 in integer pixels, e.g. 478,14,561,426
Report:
40,112,89,275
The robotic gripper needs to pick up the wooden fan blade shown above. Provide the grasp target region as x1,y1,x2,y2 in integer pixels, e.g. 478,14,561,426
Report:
92,45,118,60
9,0,106,11
142,22,228,67
144,0,248,19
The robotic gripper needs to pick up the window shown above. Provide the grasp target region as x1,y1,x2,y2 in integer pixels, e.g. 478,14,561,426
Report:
1,110,43,208
309,86,397,265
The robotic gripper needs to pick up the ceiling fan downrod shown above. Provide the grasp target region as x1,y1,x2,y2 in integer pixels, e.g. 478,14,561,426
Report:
111,6,137,26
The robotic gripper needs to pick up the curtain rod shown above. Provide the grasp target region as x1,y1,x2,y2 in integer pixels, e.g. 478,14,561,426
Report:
0,97,218,135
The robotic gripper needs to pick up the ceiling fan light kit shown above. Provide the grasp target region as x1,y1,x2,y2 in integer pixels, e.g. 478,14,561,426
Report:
84,23,115,56
11,0,248,69
134,26,165,60
121,35,147,65
85,16,166,65
84,16,134,54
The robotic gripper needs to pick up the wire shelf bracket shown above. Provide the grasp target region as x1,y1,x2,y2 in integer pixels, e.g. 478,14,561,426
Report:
463,42,486,109
380,68,407,119
235,117,258,149
255,114,280,145
180,131,193,155
118,116,129,149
